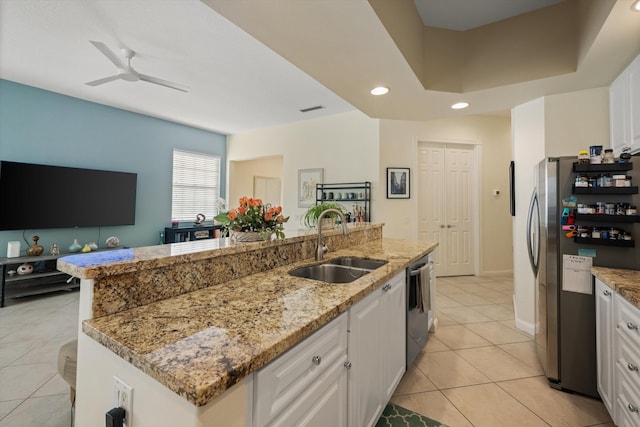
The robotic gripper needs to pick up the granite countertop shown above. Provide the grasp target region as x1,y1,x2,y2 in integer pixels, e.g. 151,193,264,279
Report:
57,226,325,280
82,238,437,407
592,266,640,308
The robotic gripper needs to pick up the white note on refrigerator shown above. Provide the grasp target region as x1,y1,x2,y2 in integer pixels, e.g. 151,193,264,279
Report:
562,255,593,294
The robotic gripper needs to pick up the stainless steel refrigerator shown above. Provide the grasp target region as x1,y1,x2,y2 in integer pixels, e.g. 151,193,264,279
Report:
527,156,639,398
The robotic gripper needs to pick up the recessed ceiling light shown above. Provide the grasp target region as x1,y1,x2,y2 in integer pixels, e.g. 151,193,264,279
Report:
633,0,640,11
451,102,470,110
371,86,389,96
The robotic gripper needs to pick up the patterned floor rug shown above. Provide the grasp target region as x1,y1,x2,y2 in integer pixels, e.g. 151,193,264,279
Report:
375,403,450,427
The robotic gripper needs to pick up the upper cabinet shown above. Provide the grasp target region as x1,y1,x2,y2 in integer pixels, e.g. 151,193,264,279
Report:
610,55,640,157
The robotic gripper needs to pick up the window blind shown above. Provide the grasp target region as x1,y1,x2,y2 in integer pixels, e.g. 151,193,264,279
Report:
171,149,221,222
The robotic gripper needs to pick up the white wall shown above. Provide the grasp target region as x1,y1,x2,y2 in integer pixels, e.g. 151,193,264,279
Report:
545,87,610,156
228,112,513,275
379,115,513,275
511,97,546,334
511,86,609,334
226,111,380,229
229,156,284,206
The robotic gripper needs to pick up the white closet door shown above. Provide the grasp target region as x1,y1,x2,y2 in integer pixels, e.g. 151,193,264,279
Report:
418,142,475,276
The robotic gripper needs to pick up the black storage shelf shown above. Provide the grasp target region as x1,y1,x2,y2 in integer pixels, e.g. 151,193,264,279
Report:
573,236,635,247
573,163,633,173
575,214,640,223
164,224,224,243
315,182,371,222
1,254,77,308
572,186,638,195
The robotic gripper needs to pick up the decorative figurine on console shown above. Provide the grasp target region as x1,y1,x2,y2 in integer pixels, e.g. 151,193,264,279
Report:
26,235,44,256
105,236,120,248
17,263,33,275
194,213,206,225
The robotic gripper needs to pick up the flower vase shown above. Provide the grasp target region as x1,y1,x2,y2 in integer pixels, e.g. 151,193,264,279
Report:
230,230,266,242
69,239,82,253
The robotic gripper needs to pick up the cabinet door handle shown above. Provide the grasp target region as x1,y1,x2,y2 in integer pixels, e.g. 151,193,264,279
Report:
311,355,321,366
439,224,445,228
628,363,639,372
344,361,352,370
603,289,611,296
628,322,638,331
629,403,639,413
382,283,392,292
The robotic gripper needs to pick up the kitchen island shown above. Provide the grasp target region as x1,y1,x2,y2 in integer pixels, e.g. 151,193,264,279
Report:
57,224,437,426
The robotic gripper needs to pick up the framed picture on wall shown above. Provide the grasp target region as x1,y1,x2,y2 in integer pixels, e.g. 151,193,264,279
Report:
386,167,410,199
298,168,323,207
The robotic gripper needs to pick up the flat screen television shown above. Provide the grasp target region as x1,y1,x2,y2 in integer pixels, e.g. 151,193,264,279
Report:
0,160,137,230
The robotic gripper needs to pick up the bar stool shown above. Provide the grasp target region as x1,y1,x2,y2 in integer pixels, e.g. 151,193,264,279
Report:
57,339,77,427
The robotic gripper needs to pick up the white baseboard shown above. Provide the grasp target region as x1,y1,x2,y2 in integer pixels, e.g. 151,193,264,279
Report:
480,269,514,276
513,294,536,336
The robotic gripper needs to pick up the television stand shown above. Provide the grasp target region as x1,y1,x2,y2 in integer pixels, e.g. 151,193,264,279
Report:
0,254,78,307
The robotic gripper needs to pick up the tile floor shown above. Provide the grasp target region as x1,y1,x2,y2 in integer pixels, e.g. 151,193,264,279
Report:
0,290,78,427
391,273,615,427
0,274,616,426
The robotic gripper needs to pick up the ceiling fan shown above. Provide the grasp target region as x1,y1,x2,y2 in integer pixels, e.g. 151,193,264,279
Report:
85,41,188,92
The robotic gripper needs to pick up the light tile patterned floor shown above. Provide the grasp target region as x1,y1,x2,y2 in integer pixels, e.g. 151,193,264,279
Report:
392,274,615,427
0,290,78,427
0,274,616,426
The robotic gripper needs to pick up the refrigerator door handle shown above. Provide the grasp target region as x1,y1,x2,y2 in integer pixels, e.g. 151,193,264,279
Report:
526,190,540,275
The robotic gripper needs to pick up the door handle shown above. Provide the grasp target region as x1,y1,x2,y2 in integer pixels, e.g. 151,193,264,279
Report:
439,224,445,228
526,190,540,276
446,224,456,228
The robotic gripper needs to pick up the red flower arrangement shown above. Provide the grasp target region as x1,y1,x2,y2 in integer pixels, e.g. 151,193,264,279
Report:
214,197,289,239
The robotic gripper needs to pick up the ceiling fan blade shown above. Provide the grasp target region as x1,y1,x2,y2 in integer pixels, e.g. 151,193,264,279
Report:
89,40,128,70
85,75,122,86
138,73,188,92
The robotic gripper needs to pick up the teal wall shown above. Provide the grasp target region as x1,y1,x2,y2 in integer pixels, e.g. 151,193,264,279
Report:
0,79,226,257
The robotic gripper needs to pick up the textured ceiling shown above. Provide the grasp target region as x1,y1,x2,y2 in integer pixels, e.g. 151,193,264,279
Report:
2,0,640,135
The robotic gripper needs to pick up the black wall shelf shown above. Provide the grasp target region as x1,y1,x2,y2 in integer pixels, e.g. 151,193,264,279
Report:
573,163,633,173
574,214,640,223
573,237,634,247
572,186,638,195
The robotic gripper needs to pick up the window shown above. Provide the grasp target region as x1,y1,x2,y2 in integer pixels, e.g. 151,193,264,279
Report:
171,149,221,222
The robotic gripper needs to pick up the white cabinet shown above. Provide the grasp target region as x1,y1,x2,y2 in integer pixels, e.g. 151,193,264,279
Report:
610,54,640,156
253,312,349,427
254,270,407,427
348,287,383,427
381,272,407,402
348,271,406,427
595,278,615,420
615,293,640,426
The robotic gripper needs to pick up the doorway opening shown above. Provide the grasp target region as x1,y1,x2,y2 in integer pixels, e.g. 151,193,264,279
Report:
228,156,284,206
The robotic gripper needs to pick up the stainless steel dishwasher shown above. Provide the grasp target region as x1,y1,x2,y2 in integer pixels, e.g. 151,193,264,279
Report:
406,253,435,367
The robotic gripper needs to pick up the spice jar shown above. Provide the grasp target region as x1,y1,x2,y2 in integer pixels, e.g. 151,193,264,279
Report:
609,228,619,240
591,227,601,239
603,149,614,164
578,150,590,164
578,226,590,238
627,206,637,216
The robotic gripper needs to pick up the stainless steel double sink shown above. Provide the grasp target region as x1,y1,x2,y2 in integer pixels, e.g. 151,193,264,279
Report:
288,257,388,284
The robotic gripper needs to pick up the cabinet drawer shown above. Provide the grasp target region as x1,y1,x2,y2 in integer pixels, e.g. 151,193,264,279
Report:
618,330,640,390
616,294,640,348
254,312,348,425
616,362,640,427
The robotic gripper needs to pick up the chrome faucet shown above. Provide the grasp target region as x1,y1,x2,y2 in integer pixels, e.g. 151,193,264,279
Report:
316,209,349,261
